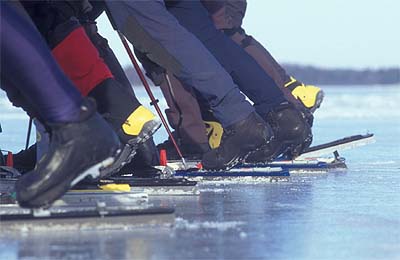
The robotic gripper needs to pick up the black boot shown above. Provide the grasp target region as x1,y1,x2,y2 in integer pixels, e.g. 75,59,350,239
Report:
2,144,37,173
246,102,312,163
201,112,273,170
89,79,161,177
15,98,121,208
117,138,162,178
157,134,210,161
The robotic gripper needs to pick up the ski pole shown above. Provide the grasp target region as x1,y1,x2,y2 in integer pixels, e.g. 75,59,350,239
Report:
117,32,187,167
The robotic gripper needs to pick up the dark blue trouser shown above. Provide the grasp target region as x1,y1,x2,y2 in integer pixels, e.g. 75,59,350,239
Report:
165,0,286,115
0,2,82,123
105,0,253,127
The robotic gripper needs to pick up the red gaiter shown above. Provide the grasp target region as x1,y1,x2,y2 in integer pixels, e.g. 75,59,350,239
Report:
52,27,113,96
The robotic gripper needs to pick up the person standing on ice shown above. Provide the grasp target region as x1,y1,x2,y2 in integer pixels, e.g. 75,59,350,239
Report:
0,1,121,208
3,0,162,175
108,0,313,163
102,0,279,170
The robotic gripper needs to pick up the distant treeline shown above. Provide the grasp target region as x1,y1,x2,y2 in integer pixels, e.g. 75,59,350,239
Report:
124,65,400,87
283,64,400,85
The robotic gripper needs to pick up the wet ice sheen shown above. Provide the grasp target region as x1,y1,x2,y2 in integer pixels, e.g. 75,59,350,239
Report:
1,85,400,259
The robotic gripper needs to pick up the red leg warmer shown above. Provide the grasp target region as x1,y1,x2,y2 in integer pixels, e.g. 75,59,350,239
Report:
52,27,113,96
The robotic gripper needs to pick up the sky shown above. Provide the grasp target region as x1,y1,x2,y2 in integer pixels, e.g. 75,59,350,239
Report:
97,0,400,69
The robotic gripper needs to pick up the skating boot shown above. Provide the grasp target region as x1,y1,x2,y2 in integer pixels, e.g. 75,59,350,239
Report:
158,139,210,161
15,98,121,208
285,77,324,113
204,120,224,149
246,102,313,163
202,112,273,170
89,79,161,177
118,138,162,178
101,105,161,176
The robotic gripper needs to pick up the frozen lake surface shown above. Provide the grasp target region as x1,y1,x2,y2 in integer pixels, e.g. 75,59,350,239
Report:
1,85,399,259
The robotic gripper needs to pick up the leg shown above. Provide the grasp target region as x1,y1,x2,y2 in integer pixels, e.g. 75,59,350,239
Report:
0,1,120,208
166,0,286,114
23,2,162,174
230,31,290,87
173,0,312,159
85,28,162,170
134,50,210,158
160,73,209,147
228,30,298,104
105,0,254,127
105,0,274,169
0,15,81,123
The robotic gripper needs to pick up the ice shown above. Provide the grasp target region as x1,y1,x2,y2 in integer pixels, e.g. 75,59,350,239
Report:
198,188,225,193
239,231,248,239
365,160,397,165
175,217,245,231
315,86,400,120
131,187,200,196
190,176,286,184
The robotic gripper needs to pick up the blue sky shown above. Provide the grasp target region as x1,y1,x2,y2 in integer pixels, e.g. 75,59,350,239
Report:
97,0,400,69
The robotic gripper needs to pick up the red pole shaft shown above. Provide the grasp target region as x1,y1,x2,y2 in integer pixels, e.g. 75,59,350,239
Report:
117,32,186,162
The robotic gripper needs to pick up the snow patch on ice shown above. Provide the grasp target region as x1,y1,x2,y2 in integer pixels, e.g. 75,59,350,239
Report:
274,202,307,210
239,231,248,239
175,217,244,231
192,176,288,185
365,161,397,165
198,188,225,193
133,187,200,196
2,222,174,233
